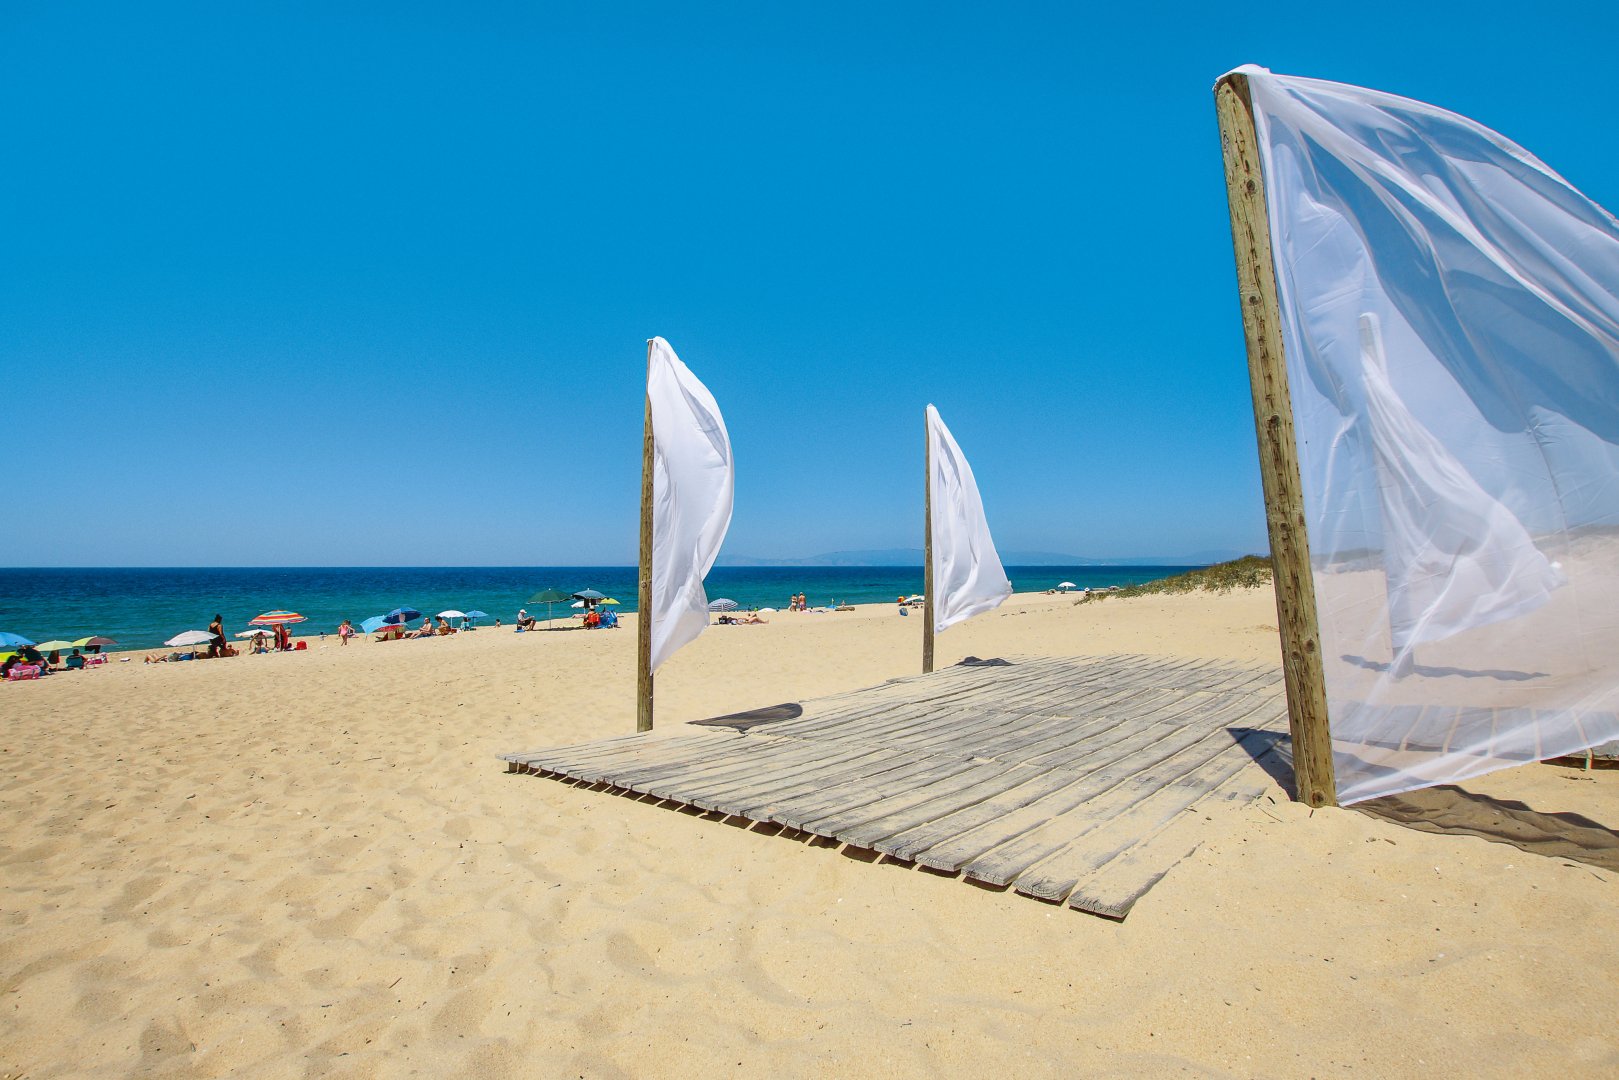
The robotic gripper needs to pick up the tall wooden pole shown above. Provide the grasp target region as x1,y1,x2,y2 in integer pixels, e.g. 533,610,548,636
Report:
922,412,935,674
1215,72,1337,807
636,340,655,732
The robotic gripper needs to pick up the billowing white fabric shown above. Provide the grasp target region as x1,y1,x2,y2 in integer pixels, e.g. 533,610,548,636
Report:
1240,66,1619,803
647,337,733,672
1359,314,1565,656
927,405,1011,633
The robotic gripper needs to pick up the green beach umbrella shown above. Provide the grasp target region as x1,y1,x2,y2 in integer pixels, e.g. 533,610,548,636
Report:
526,587,572,628
34,640,76,652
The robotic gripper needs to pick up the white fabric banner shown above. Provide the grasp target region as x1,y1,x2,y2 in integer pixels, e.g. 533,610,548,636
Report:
647,337,734,672
1240,65,1619,802
1359,314,1564,656
927,405,1012,633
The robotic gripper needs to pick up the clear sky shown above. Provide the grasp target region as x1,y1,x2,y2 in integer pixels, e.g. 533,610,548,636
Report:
6,1,1617,566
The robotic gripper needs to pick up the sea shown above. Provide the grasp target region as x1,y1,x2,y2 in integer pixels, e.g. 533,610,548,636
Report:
0,565,1199,651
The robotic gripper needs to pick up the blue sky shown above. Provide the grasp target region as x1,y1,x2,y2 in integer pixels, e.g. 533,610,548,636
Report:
6,2,1617,566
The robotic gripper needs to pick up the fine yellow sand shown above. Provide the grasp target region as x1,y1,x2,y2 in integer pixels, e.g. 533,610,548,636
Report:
2,589,1616,1078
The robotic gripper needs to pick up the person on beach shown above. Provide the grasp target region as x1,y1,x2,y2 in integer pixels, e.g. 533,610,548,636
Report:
65,649,86,670
208,614,225,658
274,623,290,651
337,619,354,645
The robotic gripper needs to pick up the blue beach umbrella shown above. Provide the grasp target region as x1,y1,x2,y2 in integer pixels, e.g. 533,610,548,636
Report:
463,610,489,628
0,632,36,648
360,615,392,634
385,607,422,625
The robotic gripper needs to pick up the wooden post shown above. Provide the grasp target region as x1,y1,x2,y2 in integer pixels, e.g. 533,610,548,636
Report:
1215,72,1337,807
636,341,655,732
922,412,935,674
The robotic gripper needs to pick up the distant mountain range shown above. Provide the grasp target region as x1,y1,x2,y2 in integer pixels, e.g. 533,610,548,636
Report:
716,548,1253,568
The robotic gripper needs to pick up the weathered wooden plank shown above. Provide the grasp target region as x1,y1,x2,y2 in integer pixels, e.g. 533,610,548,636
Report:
1009,727,1279,902
603,732,867,794
695,749,936,818
525,732,738,780
738,751,978,825
822,760,1040,848
667,743,912,813
927,696,1278,881
1066,832,1204,919
760,757,984,832
499,728,675,765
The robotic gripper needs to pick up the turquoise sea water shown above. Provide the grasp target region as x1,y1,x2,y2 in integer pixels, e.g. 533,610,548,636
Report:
0,565,1198,651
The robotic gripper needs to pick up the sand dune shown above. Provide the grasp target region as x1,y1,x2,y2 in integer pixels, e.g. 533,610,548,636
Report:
2,589,1615,1077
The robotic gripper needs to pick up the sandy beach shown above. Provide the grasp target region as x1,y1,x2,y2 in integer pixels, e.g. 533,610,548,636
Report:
3,588,1616,1078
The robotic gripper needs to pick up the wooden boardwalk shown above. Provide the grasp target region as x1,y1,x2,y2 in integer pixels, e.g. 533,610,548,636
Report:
500,654,1292,918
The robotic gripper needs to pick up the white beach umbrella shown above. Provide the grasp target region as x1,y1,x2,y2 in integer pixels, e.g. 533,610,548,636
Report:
165,630,217,647
437,610,467,620
234,628,275,639
1058,581,1077,590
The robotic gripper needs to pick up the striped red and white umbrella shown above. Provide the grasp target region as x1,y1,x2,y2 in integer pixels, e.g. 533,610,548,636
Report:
248,610,307,626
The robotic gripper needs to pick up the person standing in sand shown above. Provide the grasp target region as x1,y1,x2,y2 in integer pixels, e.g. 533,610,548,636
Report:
208,614,225,658
338,619,355,646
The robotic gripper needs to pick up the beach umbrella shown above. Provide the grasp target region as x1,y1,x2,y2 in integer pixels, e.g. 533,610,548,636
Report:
570,589,607,601
359,615,393,634
0,632,35,648
527,588,570,604
235,628,274,639
164,630,216,648
34,640,76,652
1058,581,1077,590
249,610,307,626
904,595,926,604
384,607,422,624
437,610,467,620
707,598,738,611
600,598,622,606
71,636,117,648
525,589,572,628
570,600,585,609
759,607,777,613
463,609,489,620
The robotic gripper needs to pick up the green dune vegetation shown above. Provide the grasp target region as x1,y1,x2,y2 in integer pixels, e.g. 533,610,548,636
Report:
1082,555,1273,601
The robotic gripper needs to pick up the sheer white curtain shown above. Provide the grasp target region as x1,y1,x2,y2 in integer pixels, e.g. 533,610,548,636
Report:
1239,66,1619,802
647,337,734,671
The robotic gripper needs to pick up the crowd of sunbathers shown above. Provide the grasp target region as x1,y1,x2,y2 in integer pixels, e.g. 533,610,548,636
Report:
372,616,464,641
514,604,618,631
2,642,110,679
